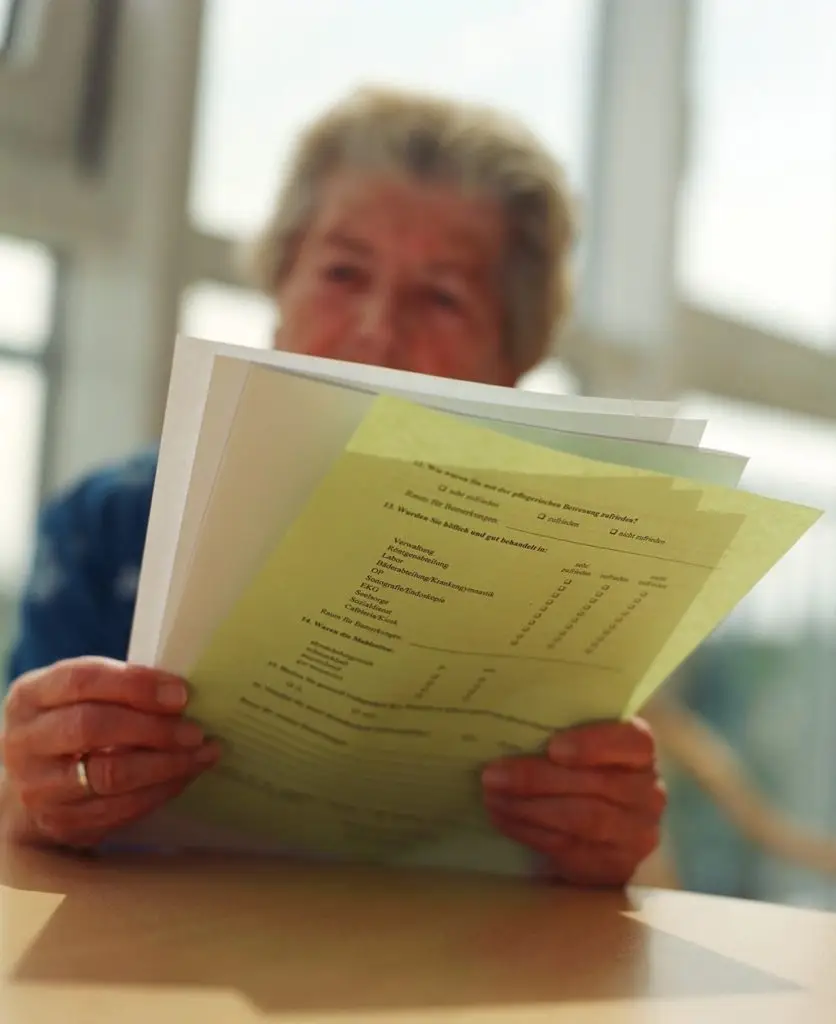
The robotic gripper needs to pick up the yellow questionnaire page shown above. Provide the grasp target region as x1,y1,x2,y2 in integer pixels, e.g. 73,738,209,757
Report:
175,397,749,862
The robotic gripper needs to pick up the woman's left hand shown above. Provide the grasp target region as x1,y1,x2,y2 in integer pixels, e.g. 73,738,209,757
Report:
481,719,665,886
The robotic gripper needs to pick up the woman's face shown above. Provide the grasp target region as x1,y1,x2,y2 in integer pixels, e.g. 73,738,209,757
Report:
274,171,516,386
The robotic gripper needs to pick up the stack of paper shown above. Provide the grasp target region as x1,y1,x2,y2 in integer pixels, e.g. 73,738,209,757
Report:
124,335,821,873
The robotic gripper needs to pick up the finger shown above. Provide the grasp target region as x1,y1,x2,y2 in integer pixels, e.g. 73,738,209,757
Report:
482,757,666,811
17,744,221,805
31,777,198,849
9,703,205,759
83,743,221,799
6,658,188,723
546,718,655,769
488,812,654,887
484,792,661,849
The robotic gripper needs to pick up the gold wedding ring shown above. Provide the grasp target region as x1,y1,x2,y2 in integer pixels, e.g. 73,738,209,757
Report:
75,754,93,796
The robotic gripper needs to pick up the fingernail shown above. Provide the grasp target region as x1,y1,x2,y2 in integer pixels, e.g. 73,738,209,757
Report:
175,721,204,747
482,764,512,789
194,741,221,764
157,681,187,709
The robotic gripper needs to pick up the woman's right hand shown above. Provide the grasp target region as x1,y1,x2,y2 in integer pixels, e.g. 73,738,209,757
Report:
0,657,220,848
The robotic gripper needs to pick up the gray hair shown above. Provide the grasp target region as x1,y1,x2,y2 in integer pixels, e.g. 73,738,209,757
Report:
248,86,577,373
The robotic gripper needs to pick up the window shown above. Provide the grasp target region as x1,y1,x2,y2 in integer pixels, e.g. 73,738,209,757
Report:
0,234,53,352
0,235,55,592
518,359,579,395
679,0,836,348
0,361,44,588
673,391,836,908
180,281,276,349
678,392,836,637
190,0,600,238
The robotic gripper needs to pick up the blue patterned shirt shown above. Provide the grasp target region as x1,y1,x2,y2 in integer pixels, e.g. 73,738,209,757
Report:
6,451,158,686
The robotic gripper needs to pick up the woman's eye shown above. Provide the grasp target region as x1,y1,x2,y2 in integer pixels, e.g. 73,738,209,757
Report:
323,263,363,284
427,287,461,312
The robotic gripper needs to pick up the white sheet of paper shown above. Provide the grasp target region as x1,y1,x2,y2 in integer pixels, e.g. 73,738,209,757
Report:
130,336,711,665
129,338,219,667
230,338,710,445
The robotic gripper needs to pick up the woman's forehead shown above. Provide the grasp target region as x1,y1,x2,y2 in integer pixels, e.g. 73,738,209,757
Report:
309,170,506,264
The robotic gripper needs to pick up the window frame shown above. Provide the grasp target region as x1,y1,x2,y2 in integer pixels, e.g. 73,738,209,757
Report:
0,0,103,160
0,0,833,508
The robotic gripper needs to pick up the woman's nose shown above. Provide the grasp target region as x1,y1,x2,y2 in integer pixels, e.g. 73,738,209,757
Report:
353,288,401,361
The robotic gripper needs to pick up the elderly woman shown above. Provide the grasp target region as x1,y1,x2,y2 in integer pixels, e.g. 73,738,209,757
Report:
1,87,664,885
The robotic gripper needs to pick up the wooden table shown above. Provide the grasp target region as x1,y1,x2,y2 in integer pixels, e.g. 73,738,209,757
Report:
1,845,834,1023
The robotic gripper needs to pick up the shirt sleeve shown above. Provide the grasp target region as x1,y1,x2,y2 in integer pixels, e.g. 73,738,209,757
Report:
5,476,121,687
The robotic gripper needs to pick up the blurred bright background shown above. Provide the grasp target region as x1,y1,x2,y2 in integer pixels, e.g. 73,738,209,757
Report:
1,0,836,905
